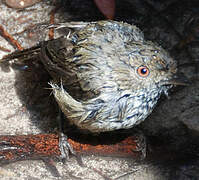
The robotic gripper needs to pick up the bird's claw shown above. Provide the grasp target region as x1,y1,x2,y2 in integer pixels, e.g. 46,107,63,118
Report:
59,132,76,163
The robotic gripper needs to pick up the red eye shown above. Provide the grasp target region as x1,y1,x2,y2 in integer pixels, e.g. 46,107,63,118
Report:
137,66,150,77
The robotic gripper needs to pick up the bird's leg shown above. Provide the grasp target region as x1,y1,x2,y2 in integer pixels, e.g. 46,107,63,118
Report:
57,110,76,163
131,131,147,160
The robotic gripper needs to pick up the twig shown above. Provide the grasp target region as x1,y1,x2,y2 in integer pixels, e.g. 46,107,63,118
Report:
48,4,61,40
0,25,23,51
0,134,142,164
49,9,55,40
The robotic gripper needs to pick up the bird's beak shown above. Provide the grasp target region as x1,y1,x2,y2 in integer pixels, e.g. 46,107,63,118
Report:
165,73,190,86
160,73,190,86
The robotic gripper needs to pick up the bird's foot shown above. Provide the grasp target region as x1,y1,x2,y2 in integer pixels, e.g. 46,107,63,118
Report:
58,132,84,166
58,132,76,163
132,132,147,160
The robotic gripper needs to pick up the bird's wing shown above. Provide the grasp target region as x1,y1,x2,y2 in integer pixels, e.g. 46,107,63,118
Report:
39,21,144,101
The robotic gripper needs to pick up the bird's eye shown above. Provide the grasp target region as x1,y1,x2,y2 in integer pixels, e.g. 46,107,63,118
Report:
137,66,150,77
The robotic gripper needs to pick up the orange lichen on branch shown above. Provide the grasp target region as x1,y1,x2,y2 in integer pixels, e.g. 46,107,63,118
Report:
68,136,141,157
0,25,23,51
31,134,60,156
0,134,142,163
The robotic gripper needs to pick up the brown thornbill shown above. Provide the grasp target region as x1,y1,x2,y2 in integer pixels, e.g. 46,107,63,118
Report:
1,20,188,159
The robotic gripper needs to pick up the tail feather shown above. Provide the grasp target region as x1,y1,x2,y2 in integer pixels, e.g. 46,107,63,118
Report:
49,82,89,124
0,45,41,63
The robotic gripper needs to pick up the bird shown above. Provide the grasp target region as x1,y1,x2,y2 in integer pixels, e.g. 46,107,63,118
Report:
1,20,188,158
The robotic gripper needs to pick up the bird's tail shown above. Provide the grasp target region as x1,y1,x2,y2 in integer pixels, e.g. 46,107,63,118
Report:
0,45,41,64
49,82,90,125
